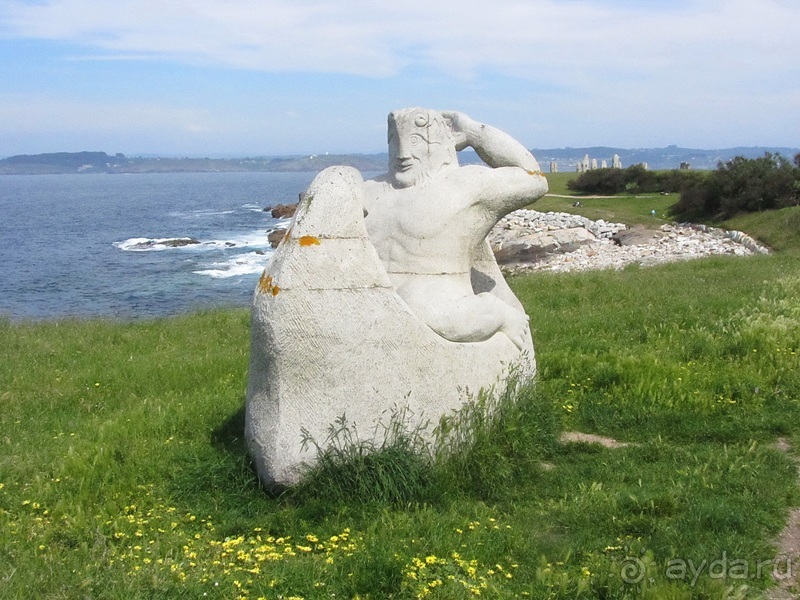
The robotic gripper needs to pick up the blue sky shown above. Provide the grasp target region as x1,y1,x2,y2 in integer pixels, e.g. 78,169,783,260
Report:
0,0,798,157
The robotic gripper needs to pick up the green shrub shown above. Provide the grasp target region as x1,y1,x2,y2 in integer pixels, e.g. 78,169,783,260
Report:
671,153,800,220
568,166,705,196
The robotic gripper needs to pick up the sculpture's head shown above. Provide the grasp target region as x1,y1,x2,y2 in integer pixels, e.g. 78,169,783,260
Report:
387,108,457,188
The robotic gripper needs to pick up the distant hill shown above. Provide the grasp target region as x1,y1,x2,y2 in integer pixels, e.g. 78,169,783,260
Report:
1,146,798,175
0,151,129,174
0,152,388,175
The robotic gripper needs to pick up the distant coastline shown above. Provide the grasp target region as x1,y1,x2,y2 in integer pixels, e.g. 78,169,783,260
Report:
0,151,388,175
2,146,798,175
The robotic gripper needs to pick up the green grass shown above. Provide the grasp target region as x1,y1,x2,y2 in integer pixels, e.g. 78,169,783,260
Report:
541,172,578,196
722,205,800,254
535,172,678,227
3,248,800,598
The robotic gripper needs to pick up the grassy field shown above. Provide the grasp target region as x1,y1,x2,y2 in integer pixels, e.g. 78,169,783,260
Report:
2,198,800,598
536,172,678,227
722,206,800,254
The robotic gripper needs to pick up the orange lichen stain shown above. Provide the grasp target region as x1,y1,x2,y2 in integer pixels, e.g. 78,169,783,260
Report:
527,170,543,176
257,272,279,296
298,235,321,247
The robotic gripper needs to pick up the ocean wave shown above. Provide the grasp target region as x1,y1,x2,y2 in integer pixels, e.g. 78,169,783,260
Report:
115,237,202,251
193,251,271,279
116,231,271,252
168,208,237,218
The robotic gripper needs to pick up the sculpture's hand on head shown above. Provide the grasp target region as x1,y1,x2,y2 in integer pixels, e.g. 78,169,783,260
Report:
441,110,479,152
440,110,539,172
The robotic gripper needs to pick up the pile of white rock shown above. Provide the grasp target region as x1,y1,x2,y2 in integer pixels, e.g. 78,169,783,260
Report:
489,209,770,274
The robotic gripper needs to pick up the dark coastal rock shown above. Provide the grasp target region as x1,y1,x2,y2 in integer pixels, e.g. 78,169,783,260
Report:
267,228,287,248
161,238,201,247
130,237,200,250
267,203,297,219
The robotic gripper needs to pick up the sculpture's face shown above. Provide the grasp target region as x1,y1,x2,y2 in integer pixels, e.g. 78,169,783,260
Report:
388,109,455,188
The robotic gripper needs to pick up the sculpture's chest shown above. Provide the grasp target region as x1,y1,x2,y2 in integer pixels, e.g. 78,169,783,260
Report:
364,185,462,243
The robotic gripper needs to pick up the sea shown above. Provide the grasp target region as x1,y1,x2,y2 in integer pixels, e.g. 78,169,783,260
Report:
0,171,341,321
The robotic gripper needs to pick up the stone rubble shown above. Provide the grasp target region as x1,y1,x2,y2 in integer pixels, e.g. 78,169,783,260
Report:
489,209,770,274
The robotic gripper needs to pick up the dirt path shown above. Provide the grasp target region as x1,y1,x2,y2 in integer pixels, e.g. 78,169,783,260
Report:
559,431,631,449
765,438,800,599
561,433,800,597
545,193,658,199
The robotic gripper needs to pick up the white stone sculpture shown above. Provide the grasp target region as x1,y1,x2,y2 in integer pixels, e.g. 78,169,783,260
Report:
245,108,547,487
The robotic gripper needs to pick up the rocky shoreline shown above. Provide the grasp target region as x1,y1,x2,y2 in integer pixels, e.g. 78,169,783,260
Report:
489,209,770,274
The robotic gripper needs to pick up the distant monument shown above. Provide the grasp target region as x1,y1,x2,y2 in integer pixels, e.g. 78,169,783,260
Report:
246,108,547,486
549,161,558,173
576,154,619,172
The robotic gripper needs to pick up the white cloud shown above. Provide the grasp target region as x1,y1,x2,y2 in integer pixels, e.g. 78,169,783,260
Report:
0,0,798,150
1,0,798,84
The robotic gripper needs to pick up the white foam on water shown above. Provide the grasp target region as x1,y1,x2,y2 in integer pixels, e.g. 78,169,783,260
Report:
115,237,203,252
116,229,272,253
205,230,271,249
194,251,271,279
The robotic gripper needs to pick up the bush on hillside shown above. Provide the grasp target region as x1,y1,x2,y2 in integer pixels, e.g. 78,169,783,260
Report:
567,165,705,196
670,153,800,221
567,167,629,195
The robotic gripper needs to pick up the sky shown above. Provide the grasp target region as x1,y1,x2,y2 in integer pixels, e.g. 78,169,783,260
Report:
0,0,799,157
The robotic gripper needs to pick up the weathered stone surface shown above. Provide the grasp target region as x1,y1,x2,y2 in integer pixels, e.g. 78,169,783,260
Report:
247,168,535,487
611,226,667,246
247,109,545,487
493,227,596,266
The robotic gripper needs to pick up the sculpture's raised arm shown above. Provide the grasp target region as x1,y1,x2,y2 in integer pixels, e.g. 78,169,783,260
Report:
441,110,540,173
